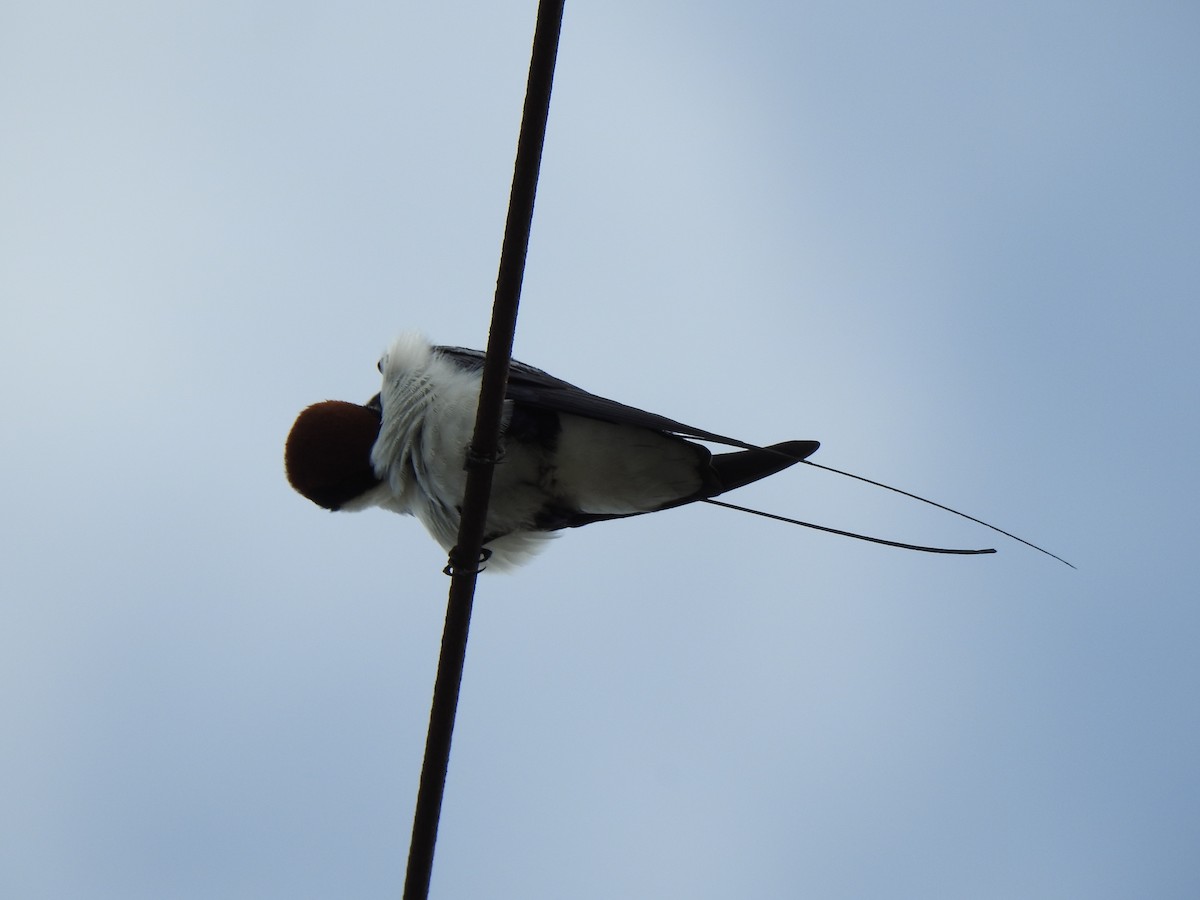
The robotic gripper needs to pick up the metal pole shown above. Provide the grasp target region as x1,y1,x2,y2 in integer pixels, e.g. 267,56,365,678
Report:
402,2,566,897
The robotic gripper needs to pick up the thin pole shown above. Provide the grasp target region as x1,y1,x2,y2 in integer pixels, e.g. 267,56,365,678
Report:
402,2,566,898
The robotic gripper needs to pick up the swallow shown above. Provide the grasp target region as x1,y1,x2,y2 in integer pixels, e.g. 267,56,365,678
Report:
285,332,1072,570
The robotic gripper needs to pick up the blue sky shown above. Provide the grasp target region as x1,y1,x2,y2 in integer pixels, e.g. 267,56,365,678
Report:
3,2,1198,898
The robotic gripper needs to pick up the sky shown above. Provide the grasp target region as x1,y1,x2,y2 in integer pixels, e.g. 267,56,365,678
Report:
2,1,1198,898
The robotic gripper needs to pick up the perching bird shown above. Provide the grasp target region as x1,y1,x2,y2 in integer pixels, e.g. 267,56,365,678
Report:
285,332,820,569
286,332,1072,570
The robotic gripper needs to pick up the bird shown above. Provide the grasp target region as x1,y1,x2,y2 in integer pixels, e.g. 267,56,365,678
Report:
285,332,1072,570
285,332,822,569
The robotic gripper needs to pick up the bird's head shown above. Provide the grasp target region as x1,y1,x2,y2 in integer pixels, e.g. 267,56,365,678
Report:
285,400,383,510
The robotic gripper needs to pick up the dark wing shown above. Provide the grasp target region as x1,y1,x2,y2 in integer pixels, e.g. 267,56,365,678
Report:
435,344,813,456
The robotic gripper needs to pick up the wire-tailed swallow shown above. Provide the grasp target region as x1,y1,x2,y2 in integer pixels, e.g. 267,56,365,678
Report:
285,332,823,569
285,332,1072,570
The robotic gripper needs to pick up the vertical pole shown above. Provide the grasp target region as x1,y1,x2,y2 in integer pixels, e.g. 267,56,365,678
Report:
402,3,566,898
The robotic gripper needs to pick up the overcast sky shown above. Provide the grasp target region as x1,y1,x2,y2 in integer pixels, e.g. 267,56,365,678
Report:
3,2,1198,898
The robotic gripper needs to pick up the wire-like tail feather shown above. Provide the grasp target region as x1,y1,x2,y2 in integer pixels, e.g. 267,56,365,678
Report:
702,499,997,556
799,460,1075,568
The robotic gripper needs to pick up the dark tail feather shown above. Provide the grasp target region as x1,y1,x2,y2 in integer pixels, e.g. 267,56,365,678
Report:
800,459,1076,569
702,498,996,556
709,440,820,495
